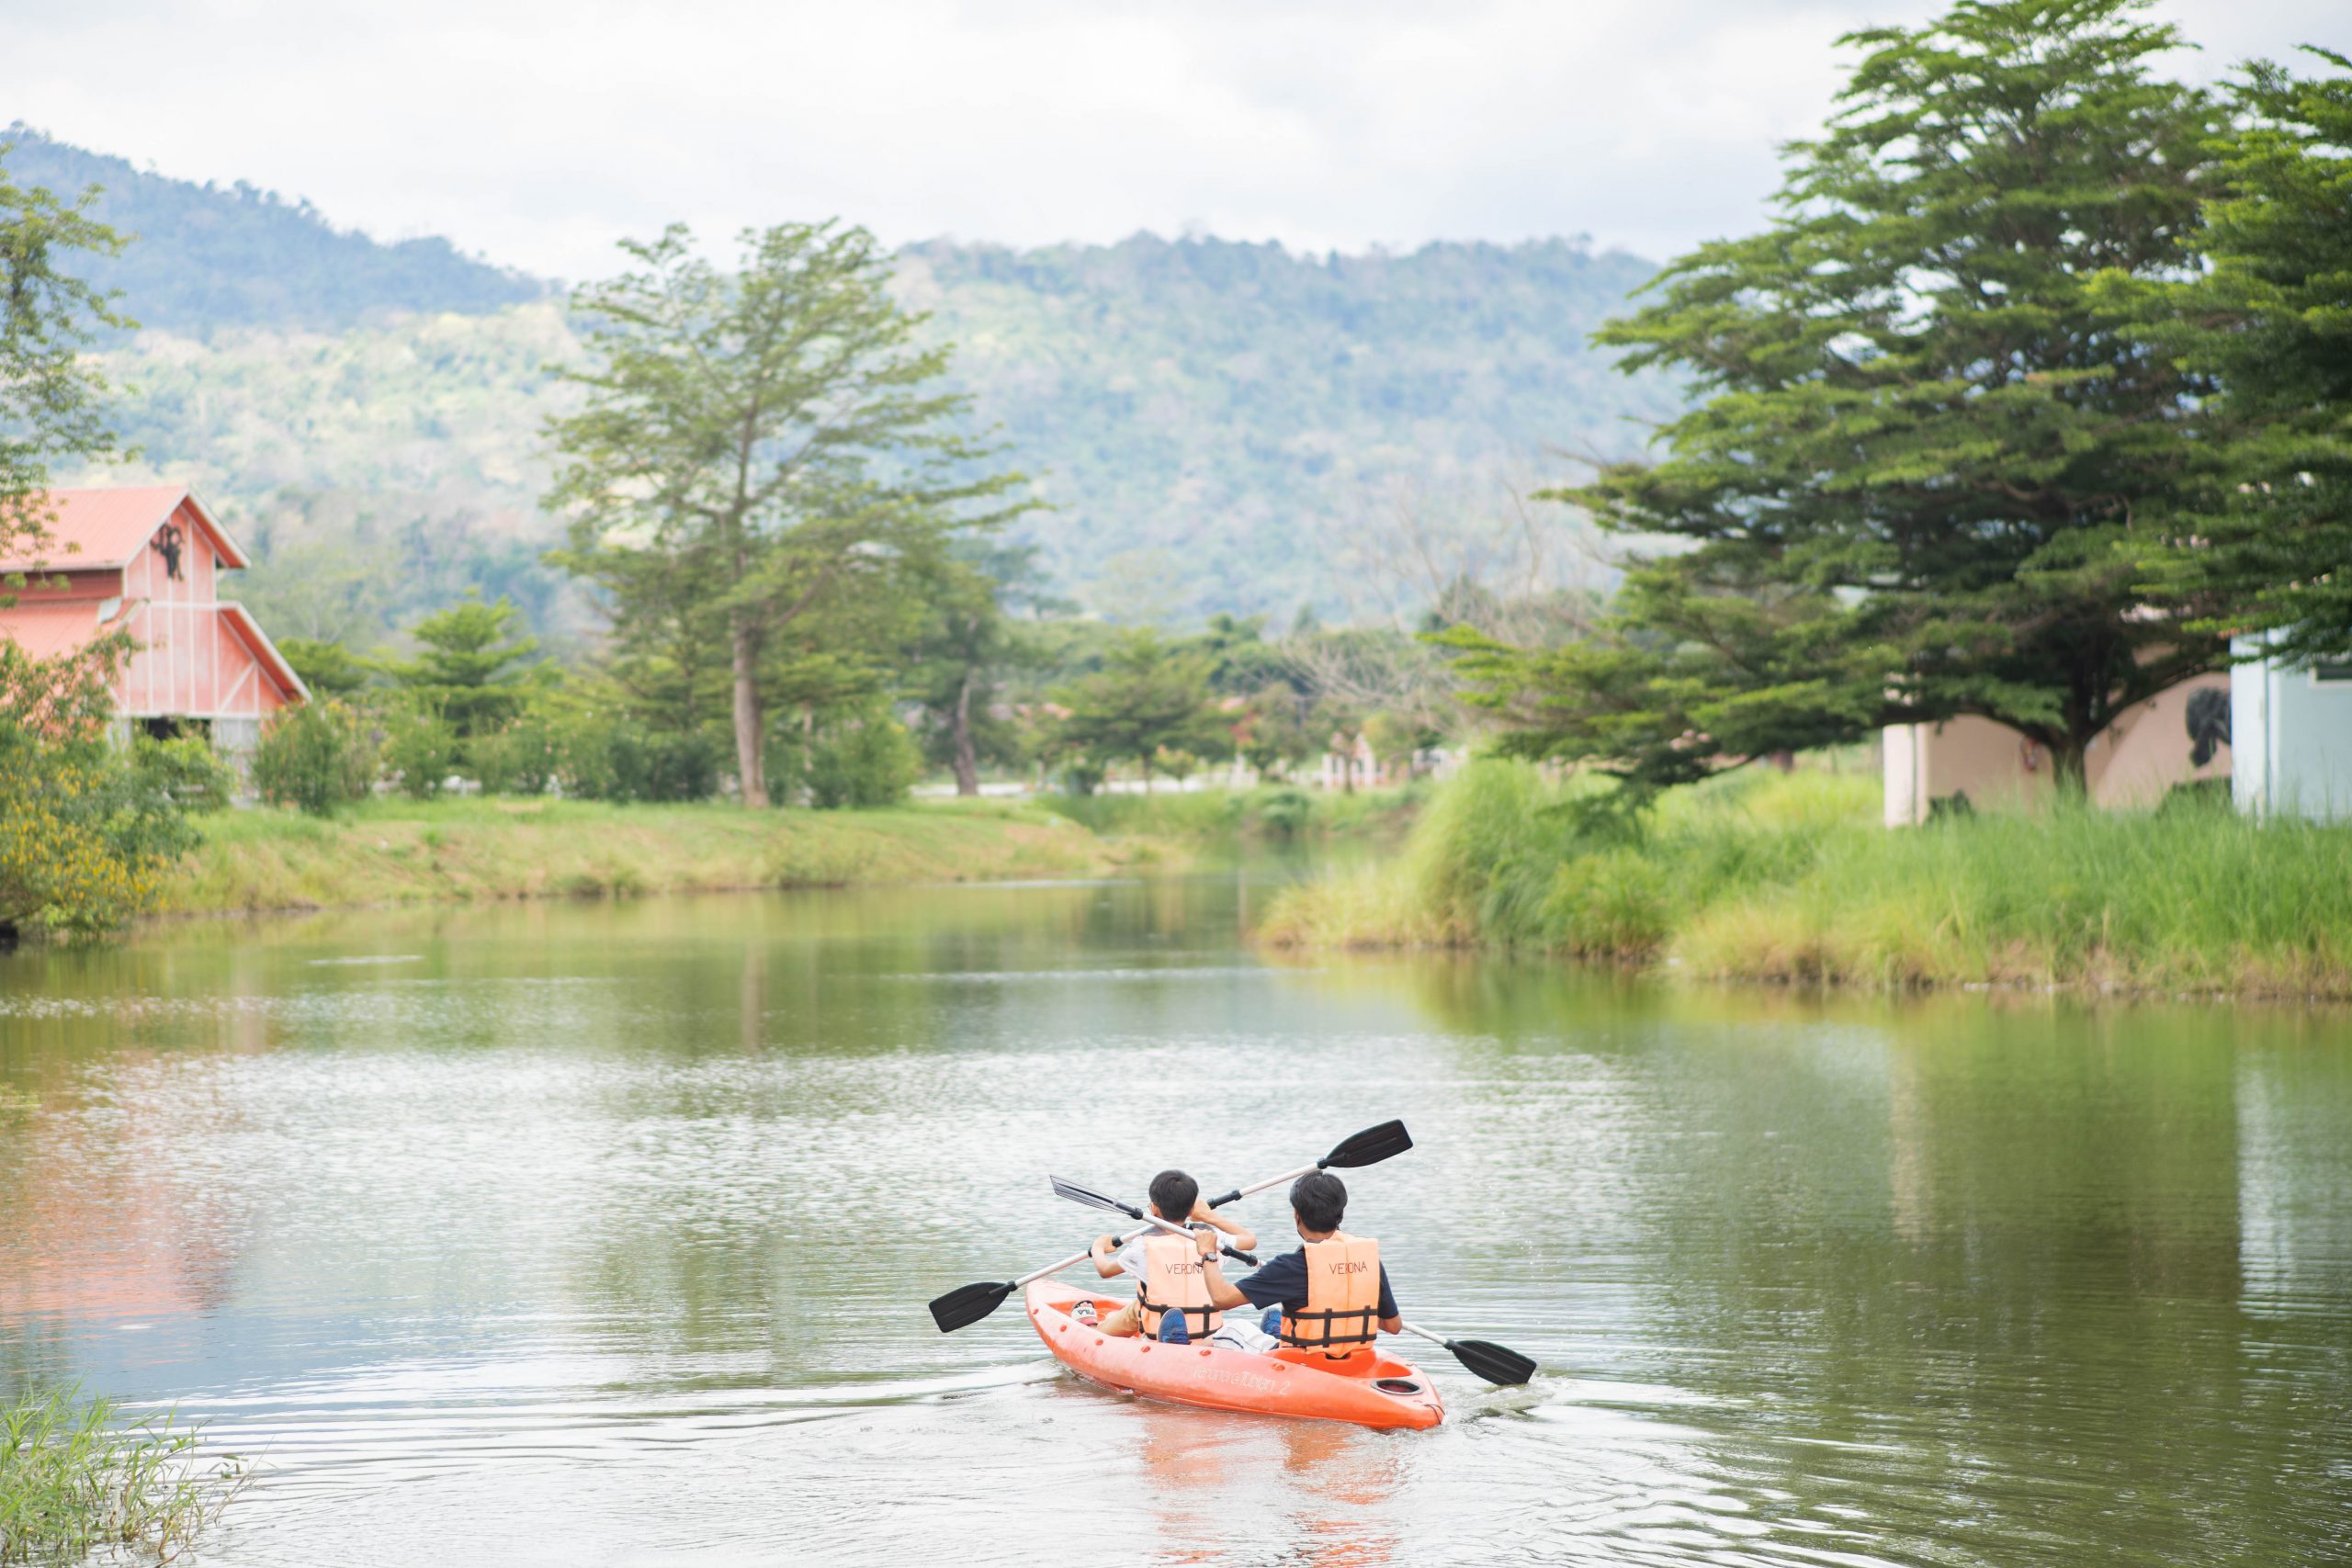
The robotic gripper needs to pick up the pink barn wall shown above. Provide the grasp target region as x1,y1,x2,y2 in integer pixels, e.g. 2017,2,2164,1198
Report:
114,501,294,720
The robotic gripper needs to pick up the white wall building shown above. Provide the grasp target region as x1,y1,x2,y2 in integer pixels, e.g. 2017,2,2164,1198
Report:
2230,637,2352,821
1883,674,2232,826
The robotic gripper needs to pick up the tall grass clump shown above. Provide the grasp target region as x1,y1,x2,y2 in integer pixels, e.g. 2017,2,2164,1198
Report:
1261,761,1583,948
1682,791,2352,995
1261,761,1871,955
0,1388,247,1562
1261,760,2352,997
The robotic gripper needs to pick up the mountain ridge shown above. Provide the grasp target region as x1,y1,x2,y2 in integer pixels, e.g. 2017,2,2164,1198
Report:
1,125,550,333
8,131,1677,637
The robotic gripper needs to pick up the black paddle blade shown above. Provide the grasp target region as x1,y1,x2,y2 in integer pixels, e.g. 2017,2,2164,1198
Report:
928,1280,1014,1333
1445,1337,1537,1386
1321,1119,1413,1170
1049,1175,1139,1218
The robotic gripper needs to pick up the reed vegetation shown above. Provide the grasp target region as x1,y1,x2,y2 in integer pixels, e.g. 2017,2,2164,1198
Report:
0,1388,246,1563
1258,760,2352,998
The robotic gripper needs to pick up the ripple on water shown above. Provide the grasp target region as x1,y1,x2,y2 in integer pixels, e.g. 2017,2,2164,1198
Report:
2,877,2346,1566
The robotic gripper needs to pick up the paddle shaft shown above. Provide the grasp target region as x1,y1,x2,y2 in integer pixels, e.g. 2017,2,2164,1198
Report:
1202,1162,1321,1212
1011,1124,1399,1293
1011,1220,1159,1291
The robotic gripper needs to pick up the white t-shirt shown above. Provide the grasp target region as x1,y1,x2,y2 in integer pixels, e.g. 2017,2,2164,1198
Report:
1109,1235,1154,1280
1112,1229,1216,1280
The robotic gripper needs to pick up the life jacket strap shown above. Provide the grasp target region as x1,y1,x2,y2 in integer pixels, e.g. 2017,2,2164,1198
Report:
1136,1281,1220,1337
1278,1304,1381,1351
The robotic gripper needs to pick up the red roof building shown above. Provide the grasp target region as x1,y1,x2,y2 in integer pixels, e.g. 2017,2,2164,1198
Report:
0,486,308,751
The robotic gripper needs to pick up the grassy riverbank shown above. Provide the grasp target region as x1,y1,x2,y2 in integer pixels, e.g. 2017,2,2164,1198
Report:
1260,761,2352,998
163,796,1148,917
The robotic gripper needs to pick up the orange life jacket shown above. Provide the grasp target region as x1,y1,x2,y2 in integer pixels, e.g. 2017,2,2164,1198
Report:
1136,1232,1222,1340
1279,1232,1382,1357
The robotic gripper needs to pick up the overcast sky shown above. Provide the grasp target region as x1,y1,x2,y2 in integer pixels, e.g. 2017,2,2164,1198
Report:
5,0,2341,281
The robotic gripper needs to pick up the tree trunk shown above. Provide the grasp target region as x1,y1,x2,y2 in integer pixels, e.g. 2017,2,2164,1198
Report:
731,617,767,808
951,672,979,797
2049,733,2090,801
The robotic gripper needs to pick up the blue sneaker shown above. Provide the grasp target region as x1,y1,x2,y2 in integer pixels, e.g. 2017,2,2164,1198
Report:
1158,1314,1190,1345
1262,1307,1283,1337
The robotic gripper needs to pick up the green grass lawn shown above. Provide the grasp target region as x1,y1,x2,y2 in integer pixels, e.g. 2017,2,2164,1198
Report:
166,795,1136,916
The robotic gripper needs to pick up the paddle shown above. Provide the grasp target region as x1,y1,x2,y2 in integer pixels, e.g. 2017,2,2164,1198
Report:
1048,1176,1258,1266
1196,1119,1414,1211
926,1121,1418,1336
1397,1322,1539,1386
929,1222,1157,1333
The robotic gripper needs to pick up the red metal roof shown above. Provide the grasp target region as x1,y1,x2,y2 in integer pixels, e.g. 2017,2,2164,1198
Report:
0,596,132,660
0,486,249,574
216,602,311,705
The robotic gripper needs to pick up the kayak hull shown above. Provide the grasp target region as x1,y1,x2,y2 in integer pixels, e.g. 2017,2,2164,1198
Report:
1024,1280,1443,1430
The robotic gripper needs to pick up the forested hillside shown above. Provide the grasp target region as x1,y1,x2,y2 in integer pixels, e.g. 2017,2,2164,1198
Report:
12,132,1675,641
904,237,1674,616
1,126,548,333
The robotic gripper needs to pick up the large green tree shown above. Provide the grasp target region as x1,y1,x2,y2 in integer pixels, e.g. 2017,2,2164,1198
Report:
1458,0,2224,795
2116,49,2352,664
2,141,129,583
547,222,1023,807
1053,631,1230,787
0,148,235,939
377,592,543,739
906,543,1049,795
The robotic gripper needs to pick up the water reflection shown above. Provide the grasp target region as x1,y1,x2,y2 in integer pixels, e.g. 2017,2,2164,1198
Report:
1,878,2346,1565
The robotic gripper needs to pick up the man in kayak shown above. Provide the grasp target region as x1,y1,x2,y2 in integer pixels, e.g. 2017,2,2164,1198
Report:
1085,1169,1259,1342
1196,1170,1401,1357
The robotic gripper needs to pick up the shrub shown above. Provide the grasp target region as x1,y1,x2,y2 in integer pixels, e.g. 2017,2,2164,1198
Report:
379,706,460,799
471,710,560,796
1254,786,1312,838
608,728,723,803
0,673,221,938
550,716,721,804
251,701,377,816
134,735,236,815
806,716,922,809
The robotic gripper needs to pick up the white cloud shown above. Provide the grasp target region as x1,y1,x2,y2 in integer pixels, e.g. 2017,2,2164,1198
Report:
3,0,2340,279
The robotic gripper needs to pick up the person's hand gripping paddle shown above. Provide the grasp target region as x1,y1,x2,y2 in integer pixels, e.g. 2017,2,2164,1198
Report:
1044,1122,1540,1386
1047,1176,1259,1266
925,1120,1411,1335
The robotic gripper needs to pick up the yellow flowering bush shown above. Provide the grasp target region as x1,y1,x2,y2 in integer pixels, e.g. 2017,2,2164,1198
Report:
0,638,220,938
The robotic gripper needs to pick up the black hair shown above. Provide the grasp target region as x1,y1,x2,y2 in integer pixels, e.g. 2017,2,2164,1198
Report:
1148,1168,1199,1221
1291,1170,1348,1234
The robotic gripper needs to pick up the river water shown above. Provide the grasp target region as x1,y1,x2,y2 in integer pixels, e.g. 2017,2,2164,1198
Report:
2,874,2347,1566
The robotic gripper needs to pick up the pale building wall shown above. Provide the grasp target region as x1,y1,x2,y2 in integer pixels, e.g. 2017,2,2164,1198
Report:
2233,637,2352,821
1882,674,2232,825
1883,721,1920,827
2086,674,2232,808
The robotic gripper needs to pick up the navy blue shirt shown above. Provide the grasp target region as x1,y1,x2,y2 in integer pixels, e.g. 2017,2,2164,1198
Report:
1234,1248,1398,1319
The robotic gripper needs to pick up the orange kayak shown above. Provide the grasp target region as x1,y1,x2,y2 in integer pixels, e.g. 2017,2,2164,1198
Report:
1023,1280,1444,1430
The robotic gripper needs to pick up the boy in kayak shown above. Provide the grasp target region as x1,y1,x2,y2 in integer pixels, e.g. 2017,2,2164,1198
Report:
1085,1168,1259,1342
1197,1170,1401,1356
